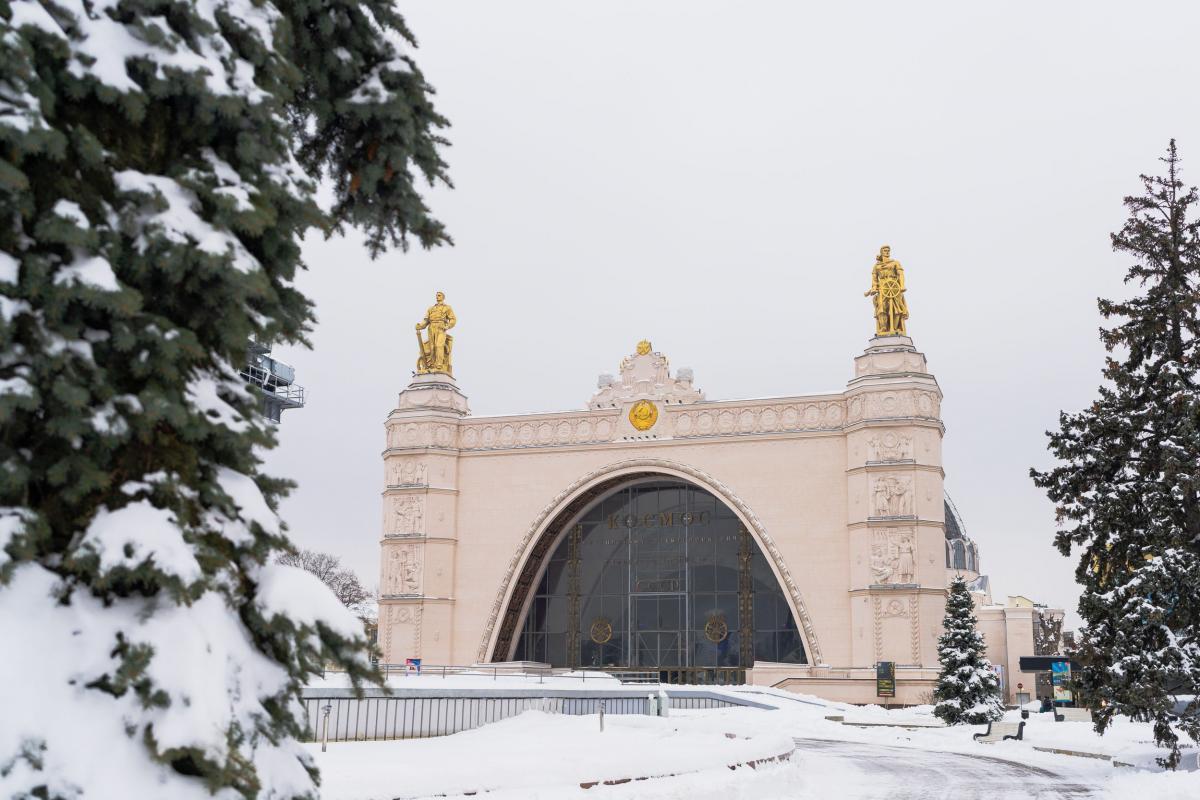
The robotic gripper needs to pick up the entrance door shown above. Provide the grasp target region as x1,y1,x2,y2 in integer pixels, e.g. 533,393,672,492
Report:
632,594,686,668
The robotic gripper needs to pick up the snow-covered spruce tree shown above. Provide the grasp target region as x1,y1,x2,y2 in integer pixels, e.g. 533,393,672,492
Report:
933,576,1004,726
0,0,449,797
1031,140,1200,768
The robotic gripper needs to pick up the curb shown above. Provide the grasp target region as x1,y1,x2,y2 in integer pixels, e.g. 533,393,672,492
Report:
1032,746,1112,762
579,745,794,789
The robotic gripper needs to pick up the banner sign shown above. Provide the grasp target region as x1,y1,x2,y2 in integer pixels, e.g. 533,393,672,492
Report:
405,657,422,675
1051,660,1072,704
876,661,896,698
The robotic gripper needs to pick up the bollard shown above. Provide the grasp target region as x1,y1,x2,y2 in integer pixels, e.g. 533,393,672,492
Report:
321,704,332,753
599,700,606,732
647,693,656,716
658,690,670,718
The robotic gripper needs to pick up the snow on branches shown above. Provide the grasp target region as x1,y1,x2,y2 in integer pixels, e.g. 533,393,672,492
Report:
0,0,449,796
1031,141,1200,768
933,576,1004,726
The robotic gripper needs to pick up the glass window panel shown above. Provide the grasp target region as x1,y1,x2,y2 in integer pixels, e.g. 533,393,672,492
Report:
543,559,569,596
754,630,776,662
545,596,567,633
754,593,776,629
659,596,681,630
715,564,738,592
545,632,565,666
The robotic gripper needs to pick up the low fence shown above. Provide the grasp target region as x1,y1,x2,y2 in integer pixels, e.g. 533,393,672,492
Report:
301,687,774,743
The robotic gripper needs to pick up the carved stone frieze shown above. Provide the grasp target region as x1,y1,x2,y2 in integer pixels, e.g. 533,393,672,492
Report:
867,431,913,462
387,421,458,450
671,399,847,440
390,459,428,487
383,543,422,596
846,389,940,424
871,475,913,517
457,413,621,450
391,495,425,535
383,603,423,660
870,528,917,584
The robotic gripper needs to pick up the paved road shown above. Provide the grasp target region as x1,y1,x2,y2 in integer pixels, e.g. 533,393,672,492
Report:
792,738,1099,800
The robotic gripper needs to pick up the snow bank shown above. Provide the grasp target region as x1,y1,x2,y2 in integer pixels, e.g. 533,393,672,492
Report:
309,709,793,799
0,563,312,800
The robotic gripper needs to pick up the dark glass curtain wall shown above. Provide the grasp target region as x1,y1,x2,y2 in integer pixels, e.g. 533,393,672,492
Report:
513,481,807,671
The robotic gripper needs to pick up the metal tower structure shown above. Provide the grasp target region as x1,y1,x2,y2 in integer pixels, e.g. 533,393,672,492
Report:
241,342,305,422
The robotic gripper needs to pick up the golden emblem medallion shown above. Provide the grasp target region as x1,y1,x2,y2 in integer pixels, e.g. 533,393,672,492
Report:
704,614,729,643
589,617,613,645
628,400,658,431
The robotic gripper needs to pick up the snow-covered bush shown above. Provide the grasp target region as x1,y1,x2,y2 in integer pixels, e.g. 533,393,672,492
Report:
0,0,449,796
933,576,1004,726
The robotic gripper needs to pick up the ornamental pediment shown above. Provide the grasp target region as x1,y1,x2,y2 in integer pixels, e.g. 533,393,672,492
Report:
588,340,704,410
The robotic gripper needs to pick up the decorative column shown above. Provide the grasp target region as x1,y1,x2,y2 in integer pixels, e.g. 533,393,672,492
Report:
379,290,468,667
844,334,945,670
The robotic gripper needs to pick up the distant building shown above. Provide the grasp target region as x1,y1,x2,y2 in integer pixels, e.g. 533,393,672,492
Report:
241,342,305,422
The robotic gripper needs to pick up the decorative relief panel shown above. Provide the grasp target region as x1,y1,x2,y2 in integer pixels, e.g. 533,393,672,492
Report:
457,414,620,451
670,399,848,440
872,593,922,665
871,475,913,517
383,604,423,660
868,431,913,462
391,495,425,535
383,544,422,595
870,528,917,584
846,390,941,423
855,349,927,377
390,460,428,487
386,422,458,450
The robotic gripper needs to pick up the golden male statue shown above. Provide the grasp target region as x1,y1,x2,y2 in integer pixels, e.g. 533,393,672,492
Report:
415,291,457,375
864,245,909,336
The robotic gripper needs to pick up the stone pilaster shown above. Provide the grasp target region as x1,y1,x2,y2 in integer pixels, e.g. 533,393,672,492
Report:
844,336,945,670
378,373,467,666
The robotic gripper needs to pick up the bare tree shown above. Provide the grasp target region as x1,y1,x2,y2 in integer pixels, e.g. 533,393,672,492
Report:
277,549,370,611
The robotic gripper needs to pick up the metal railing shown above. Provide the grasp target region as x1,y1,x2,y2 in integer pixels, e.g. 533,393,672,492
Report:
299,684,776,743
355,664,741,686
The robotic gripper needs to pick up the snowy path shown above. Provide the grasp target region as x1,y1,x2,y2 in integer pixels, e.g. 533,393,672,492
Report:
791,738,1098,799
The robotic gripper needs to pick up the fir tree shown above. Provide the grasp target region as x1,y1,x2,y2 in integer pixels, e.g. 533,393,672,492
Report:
933,575,1004,726
1031,140,1200,768
0,0,449,796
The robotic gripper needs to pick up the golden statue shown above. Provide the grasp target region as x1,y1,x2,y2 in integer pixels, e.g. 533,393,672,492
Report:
864,245,909,336
415,291,457,375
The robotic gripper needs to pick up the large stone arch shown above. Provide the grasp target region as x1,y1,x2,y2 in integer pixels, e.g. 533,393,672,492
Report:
476,458,824,665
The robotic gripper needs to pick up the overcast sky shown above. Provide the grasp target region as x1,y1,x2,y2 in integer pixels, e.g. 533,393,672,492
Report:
265,1,1200,629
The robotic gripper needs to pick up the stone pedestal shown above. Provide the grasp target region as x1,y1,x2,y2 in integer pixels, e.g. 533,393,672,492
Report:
378,372,468,666
845,337,945,670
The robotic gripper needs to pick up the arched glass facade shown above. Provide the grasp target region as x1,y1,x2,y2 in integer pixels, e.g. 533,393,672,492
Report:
512,480,807,679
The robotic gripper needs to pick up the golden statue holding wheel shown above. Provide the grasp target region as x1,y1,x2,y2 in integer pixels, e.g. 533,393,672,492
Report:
415,291,457,376
864,245,909,336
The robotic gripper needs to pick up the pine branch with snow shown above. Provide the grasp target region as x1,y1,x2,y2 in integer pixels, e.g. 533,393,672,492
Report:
1031,140,1200,769
933,576,1004,726
0,0,449,796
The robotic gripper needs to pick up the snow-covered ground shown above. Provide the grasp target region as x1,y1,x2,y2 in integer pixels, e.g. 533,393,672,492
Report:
305,687,1200,799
